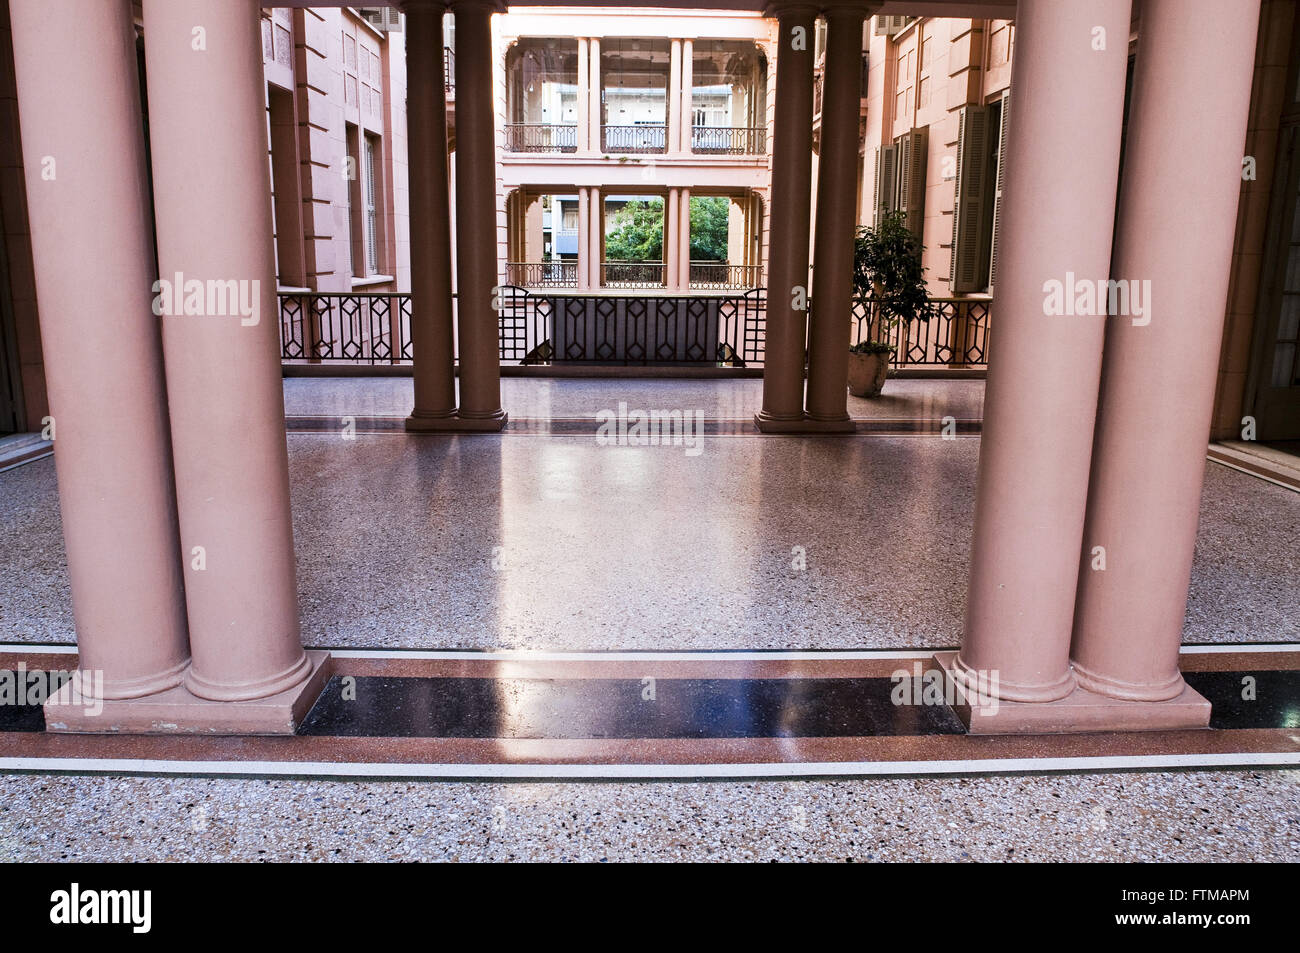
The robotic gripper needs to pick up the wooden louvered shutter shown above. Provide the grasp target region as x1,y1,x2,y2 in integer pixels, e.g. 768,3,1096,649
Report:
874,143,898,226
950,105,990,293
989,91,1010,290
898,127,928,240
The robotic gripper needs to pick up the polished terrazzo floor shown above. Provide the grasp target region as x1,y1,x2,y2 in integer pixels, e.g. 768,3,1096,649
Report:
2,377,1298,862
1,770,1295,861
0,378,1296,649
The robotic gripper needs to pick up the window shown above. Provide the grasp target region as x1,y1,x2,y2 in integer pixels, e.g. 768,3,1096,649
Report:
871,127,928,240
949,92,1008,293
363,135,379,275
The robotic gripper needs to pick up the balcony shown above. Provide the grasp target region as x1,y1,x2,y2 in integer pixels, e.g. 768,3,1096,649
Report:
505,260,579,288
504,122,578,154
688,262,764,290
601,124,667,154
600,260,667,287
277,290,993,370
690,125,767,156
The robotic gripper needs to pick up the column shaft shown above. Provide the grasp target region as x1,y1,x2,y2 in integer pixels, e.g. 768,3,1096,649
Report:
755,4,817,426
666,189,681,290
451,0,506,424
955,0,1131,702
590,187,603,287
804,7,867,425
1071,0,1260,700
577,38,590,153
590,38,602,153
10,0,190,698
678,187,691,289
405,0,457,424
143,0,310,701
680,39,694,154
668,39,683,157
578,187,591,290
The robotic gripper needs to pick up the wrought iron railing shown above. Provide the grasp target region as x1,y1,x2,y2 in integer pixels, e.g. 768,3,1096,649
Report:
690,125,767,155
505,261,579,288
444,46,454,92
280,292,412,364
688,262,764,291
601,261,668,288
850,296,991,367
601,124,667,154
277,291,991,369
497,287,765,366
504,123,578,153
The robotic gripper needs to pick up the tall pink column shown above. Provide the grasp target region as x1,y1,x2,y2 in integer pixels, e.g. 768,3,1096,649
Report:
677,187,691,289
1072,0,1260,700
404,0,458,428
578,187,592,289
804,4,868,428
755,2,816,430
666,189,681,290
954,0,1131,702
9,0,190,699
451,0,507,429
143,0,312,701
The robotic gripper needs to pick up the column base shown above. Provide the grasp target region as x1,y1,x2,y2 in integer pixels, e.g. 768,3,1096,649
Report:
753,412,856,434
405,411,509,433
931,652,1211,735
43,651,333,735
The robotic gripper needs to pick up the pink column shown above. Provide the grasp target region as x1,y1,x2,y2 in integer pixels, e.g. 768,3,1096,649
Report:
451,0,507,429
590,38,602,153
755,2,817,430
590,187,603,287
143,0,314,702
10,0,190,699
666,189,681,290
680,39,694,154
677,187,691,289
1071,0,1260,700
954,0,1131,702
404,0,458,428
578,187,591,290
577,39,590,154
804,4,867,429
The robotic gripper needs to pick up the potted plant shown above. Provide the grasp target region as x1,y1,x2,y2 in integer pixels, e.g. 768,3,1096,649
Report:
849,211,932,397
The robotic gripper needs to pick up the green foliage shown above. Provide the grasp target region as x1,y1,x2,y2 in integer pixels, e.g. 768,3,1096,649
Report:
688,197,730,262
604,198,664,261
853,211,932,346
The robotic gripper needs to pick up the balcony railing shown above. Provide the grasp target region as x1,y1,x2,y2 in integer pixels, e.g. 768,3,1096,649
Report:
504,123,578,154
601,124,667,154
690,125,767,155
688,262,764,291
505,261,579,288
497,287,764,365
280,292,412,365
278,291,991,369
601,261,667,288
444,46,454,92
851,296,992,367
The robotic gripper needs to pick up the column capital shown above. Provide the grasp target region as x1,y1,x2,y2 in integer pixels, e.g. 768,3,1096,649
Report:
764,2,820,19
447,0,507,12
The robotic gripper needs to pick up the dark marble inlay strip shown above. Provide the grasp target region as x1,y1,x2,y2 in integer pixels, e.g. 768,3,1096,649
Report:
1183,670,1300,729
297,675,968,739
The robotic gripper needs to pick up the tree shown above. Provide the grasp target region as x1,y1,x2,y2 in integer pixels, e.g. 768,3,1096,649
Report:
604,198,664,261
688,196,730,261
